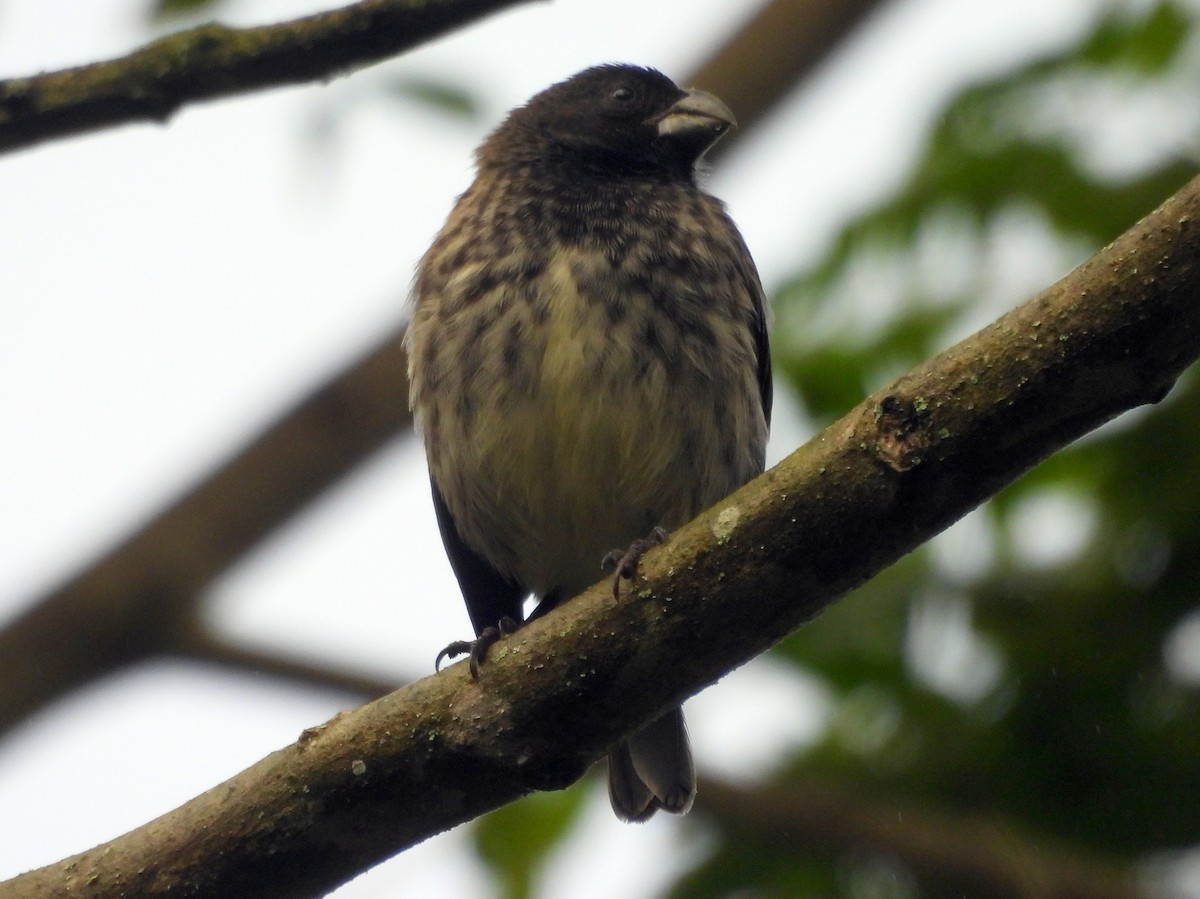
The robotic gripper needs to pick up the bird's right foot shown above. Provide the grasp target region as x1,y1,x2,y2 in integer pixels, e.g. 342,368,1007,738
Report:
435,616,520,680
602,526,669,600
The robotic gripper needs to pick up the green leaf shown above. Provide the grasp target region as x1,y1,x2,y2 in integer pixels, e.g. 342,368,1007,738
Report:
473,786,588,899
149,0,224,21
1078,1,1190,72
380,76,481,121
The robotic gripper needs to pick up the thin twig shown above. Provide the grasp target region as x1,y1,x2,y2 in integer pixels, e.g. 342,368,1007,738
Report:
174,621,404,700
0,0,531,154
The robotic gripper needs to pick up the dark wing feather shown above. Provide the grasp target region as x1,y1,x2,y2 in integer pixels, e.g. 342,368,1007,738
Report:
753,286,773,429
724,218,773,429
430,479,526,636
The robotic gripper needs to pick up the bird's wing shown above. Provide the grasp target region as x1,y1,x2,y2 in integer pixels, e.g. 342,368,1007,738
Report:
752,279,773,429
727,222,773,429
430,478,527,636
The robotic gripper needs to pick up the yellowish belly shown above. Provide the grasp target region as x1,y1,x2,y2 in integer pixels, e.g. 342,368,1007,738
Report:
424,248,764,599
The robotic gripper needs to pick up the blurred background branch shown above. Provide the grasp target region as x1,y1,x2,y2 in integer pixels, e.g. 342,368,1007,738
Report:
697,777,1142,899
685,0,888,160
0,328,412,734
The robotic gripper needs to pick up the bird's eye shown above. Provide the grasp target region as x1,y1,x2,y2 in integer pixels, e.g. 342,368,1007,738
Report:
610,86,635,104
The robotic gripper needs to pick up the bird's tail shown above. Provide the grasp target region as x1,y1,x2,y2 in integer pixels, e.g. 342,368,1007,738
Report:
607,706,695,822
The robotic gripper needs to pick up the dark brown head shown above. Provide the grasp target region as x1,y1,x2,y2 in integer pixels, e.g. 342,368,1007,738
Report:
477,64,736,182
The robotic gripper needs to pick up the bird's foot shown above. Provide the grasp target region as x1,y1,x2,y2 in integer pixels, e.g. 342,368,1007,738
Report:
435,616,520,680
602,526,669,599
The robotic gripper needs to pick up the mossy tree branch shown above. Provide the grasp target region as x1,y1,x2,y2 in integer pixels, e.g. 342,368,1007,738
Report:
5,170,1199,899
0,0,531,154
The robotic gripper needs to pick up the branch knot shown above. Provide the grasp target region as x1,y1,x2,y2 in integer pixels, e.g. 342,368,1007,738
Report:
873,393,933,472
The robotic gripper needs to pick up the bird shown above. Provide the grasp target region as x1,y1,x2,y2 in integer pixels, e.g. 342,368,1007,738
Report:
406,64,771,822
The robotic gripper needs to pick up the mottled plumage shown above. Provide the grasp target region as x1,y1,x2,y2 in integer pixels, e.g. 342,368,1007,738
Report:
407,64,771,821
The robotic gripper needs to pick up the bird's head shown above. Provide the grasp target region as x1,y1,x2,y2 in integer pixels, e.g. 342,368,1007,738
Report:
479,64,736,180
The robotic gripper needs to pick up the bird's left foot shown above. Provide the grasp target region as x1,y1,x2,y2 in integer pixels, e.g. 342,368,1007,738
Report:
602,526,668,599
435,616,520,680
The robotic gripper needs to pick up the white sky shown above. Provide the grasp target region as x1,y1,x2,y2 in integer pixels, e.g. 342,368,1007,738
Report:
0,0,1110,896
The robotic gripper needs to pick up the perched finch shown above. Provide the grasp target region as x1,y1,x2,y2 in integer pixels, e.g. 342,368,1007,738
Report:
407,64,771,822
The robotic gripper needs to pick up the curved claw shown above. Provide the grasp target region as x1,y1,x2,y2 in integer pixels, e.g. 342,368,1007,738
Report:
603,526,669,599
434,616,521,681
435,640,474,672
468,626,501,679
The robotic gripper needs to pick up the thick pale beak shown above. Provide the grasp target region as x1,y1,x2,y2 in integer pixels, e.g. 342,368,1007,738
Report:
654,88,737,156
